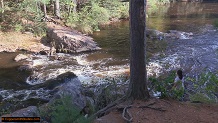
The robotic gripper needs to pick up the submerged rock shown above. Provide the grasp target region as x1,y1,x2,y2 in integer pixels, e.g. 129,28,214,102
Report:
47,24,101,53
14,54,30,62
146,29,165,40
167,30,193,39
146,29,193,40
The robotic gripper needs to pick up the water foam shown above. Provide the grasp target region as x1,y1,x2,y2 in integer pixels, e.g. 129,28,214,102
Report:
0,88,51,101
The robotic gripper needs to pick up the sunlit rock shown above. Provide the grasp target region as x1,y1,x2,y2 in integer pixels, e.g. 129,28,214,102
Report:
47,24,101,53
14,54,30,62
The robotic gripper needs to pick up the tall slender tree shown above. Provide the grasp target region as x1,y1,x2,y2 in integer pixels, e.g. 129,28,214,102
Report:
127,0,150,100
72,0,77,13
42,0,49,19
54,0,61,18
0,0,4,21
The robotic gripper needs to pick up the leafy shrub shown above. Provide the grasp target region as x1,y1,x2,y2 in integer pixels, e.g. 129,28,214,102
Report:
66,0,110,34
149,71,184,100
118,2,129,19
188,71,218,103
66,0,129,34
17,0,47,36
14,24,23,32
40,95,92,123
150,71,218,102
190,93,216,103
213,19,218,28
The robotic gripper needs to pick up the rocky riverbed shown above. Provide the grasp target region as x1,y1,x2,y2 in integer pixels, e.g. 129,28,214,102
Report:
1,25,218,121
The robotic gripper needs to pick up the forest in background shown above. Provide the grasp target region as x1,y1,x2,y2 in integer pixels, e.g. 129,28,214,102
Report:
0,0,170,35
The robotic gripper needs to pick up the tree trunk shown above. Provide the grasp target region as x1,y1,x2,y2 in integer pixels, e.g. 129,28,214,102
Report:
72,0,77,13
54,0,61,18
0,0,3,7
43,2,47,18
0,0,3,21
0,0,4,12
127,0,149,100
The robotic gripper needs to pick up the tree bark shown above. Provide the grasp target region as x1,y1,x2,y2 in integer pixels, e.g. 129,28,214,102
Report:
0,0,3,21
127,0,149,100
72,0,77,13
0,0,4,12
54,0,61,18
43,2,47,18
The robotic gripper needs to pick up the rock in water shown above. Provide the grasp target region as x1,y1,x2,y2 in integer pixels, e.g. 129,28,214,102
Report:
14,54,29,62
48,72,86,110
47,24,101,53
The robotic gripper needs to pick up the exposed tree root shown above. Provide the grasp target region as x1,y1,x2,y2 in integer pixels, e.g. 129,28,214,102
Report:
91,96,127,118
122,105,133,123
138,102,166,112
137,102,156,108
92,98,167,122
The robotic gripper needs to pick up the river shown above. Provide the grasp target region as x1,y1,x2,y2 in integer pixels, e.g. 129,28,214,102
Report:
0,2,218,110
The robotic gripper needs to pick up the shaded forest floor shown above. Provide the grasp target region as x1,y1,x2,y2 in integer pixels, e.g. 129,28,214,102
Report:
94,98,218,123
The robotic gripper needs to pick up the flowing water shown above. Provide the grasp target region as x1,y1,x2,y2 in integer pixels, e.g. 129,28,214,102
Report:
0,2,218,108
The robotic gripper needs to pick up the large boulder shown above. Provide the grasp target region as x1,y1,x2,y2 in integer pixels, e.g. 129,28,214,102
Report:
48,72,86,110
47,24,101,53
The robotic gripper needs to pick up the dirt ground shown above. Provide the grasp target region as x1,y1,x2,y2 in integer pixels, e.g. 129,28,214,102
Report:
94,98,218,123
0,31,49,52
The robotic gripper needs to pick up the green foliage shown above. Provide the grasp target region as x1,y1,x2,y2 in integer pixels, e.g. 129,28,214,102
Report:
0,0,46,35
149,71,184,100
27,22,47,36
0,106,11,116
213,19,218,28
118,2,129,19
189,71,218,103
66,0,129,34
14,24,24,32
190,93,216,103
51,96,79,123
19,0,47,36
99,0,129,19
147,0,170,16
40,95,92,123
66,1,110,33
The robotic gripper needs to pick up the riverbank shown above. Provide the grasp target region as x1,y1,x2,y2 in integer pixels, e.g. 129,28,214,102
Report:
0,31,49,53
94,98,218,123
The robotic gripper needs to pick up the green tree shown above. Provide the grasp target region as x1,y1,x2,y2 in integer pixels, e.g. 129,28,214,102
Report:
127,0,150,100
